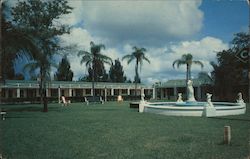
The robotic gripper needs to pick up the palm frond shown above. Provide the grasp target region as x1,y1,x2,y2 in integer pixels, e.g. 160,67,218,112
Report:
122,54,134,64
140,47,147,52
127,57,135,64
193,60,204,68
90,41,95,47
142,55,150,64
98,54,113,65
97,44,105,50
77,50,91,57
173,59,185,68
184,53,193,61
132,46,138,51
23,62,40,75
80,56,92,66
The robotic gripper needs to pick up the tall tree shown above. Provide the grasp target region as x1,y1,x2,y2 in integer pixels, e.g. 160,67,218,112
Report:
77,41,112,97
122,46,150,95
1,1,39,103
54,56,73,81
109,59,127,83
12,0,72,112
87,60,109,82
172,53,204,98
1,2,38,81
211,32,249,101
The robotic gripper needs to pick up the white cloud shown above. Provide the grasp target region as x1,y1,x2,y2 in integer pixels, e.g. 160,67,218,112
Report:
61,35,228,83
138,37,229,84
60,0,203,45
56,1,228,84
8,0,231,84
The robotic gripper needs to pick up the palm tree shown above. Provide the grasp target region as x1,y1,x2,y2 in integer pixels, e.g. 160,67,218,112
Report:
23,48,58,109
172,53,204,98
122,46,150,96
1,2,38,103
1,9,38,81
78,41,112,99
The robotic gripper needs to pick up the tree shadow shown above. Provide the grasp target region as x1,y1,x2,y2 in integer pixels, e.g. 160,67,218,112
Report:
6,116,43,119
1,106,62,113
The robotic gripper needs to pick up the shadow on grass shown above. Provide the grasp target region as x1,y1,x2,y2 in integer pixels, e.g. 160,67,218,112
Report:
2,106,62,113
6,115,44,119
209,117,250,122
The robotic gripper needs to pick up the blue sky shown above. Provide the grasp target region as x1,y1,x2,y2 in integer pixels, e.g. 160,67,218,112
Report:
200,0,248,43
10,0,249,84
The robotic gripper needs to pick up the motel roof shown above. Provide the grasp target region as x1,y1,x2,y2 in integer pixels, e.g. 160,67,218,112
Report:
155,76,213,88
0,80,152,89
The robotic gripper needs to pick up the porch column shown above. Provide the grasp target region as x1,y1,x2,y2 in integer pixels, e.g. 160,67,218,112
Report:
82,89,85,96
69,88,72,97
58,86,61,103
153,86,156,99
111,88,114,96
104,87,107,102
127,88,130,95
90,88,93,96
141,88,144,95
17,88,20,98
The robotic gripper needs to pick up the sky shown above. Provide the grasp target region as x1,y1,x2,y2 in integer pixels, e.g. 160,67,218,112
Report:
11,0,249,84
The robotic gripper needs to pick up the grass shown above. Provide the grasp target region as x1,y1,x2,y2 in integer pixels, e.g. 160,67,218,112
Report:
0,102,250,159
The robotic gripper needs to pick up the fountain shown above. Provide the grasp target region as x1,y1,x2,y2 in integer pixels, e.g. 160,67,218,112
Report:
139,80,246,117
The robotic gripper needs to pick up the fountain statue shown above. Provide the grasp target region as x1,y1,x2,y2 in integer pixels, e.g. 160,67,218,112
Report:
141,93,145,102
206,93,214,107
139,93,145,113
187,80,196,102
204,93,216,116
236,92,244,103
177,93,183,103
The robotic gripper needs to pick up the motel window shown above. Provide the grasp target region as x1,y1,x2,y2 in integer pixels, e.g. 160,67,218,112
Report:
75,89,82,97
51,89,58,97
86,89,91,95
121,89,127,94
114,89,119,95
20,90,24,97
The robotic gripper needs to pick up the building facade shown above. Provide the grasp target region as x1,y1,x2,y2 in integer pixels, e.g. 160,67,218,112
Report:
0,75,214,104
0,80,154,103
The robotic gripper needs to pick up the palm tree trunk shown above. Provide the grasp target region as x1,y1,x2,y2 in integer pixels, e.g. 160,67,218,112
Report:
39,69,43,104
41,69,48,112
92,60,95,101
188,65,191,80
135,61,139,97
186,64,189,100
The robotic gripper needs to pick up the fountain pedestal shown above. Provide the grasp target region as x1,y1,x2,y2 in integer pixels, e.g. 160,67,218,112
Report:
203,93,216,117
204,106,216,117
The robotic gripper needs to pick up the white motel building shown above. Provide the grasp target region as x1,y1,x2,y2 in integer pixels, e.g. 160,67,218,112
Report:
0,75,213,104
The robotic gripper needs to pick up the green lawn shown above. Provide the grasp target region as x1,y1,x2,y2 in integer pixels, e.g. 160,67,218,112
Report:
0,102,249,159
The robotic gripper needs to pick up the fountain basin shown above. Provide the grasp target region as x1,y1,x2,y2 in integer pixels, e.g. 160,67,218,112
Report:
141,101,246,117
